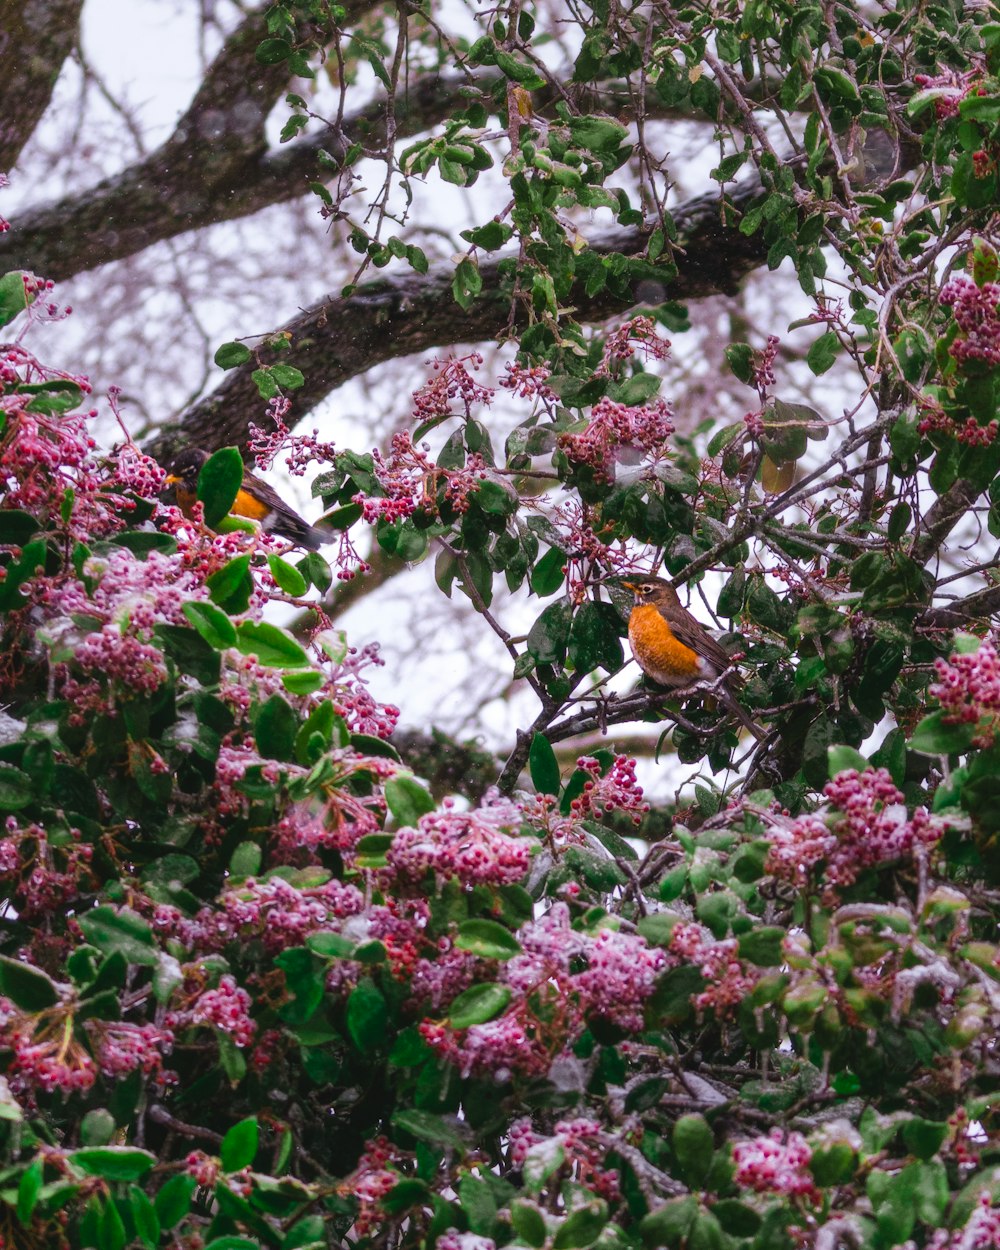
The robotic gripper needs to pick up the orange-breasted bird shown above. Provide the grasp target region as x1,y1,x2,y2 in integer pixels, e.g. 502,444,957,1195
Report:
164,448,328,551
623,575,764,741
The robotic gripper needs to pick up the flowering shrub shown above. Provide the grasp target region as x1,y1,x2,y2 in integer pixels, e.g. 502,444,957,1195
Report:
0,263,999,1250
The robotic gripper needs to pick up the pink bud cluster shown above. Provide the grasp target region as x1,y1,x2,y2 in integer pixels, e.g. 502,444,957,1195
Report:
940,276,1000,366
928,1194,1000,1249
559,396,675,483
436,1233,496,1250
421,905,665,1077
930,637,1000,746
668,923,759,1018
499,361,557,403
597,316,671,372
411,353,494,421
0,818,93,919
172,975,256,1048
731,1129,818,1201
569,754,649,826
0,1003,98,1096
765,768,944,896
220,874,366,953
348,1136,402,1237
917,401,999,446
387,793,534,887
913,65,982,119
88,1021,174,1082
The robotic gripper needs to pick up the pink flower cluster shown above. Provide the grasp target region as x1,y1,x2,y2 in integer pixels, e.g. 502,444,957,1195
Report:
569,754,649,826
0,1002,97,1096
765,768,943,895
913,65,982,119
411,353,495,421
559,396,675,483
421,905,665,1077
597,316,671,373
499,361,557,403
220,874,366,953
931,637,1000,746
187,975,256,1048
669,923,758,1018
0,818,93,919
387,794,534,887
436,1233,496,1250
504,1116,620,1200
940,276,1000,367
732,1129,818,1201
348,1136,402,1236
88,1020,174,1082
928,1194,1000,1249
917,401,999,446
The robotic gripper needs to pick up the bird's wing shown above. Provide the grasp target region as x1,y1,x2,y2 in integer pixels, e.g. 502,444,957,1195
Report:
239,471,301,519
669,605,742,678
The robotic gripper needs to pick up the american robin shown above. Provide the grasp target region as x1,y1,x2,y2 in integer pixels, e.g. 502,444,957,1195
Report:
622,575,764,740
164,448,328,551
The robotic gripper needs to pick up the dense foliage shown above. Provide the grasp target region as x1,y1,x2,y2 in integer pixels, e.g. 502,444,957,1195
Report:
3,0,1000,1249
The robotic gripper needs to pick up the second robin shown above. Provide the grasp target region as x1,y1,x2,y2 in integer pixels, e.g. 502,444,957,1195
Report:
164,448,329,551
622,575,764,740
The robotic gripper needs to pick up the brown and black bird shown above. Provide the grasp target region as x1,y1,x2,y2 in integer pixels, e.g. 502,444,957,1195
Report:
622,575,764,740
164,448,328,551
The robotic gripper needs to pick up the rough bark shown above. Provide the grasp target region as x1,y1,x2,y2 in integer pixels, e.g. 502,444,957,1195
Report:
144,184,771,460
0,0,85,172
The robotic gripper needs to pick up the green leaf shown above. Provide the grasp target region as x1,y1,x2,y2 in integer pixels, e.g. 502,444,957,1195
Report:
256,36,291,63
129,1186,160,1250
640,1196,698,1247
512,1199,548,1248
672,1115,714,1187
725,343,754,384
154,1174,197,1229
346,979,388,1050
16,1159,42,1225
448,983,512,1029
910,710,976,755
206,554,253,613
828,744,868,777
0,956,59,1010
271,364,305,389
453,257,482,310
392,1108,466,1150
221,1118,259,1172
806,330,840,375
530,546,566,596
529,732,560,796
256,694,298,761
236,621,310,668
527,599,572,665
0,763,33,810
0,272,29,328
197,447,245,529
553,1199,608,1249
267,554,308,596
736,927,785,967
182,601,237,649
77,907,158,967
568,601,623,674
385,775,435,826
455,919,522,960
214,342,252,369
69,1147,156,1181
901,1118,949,1161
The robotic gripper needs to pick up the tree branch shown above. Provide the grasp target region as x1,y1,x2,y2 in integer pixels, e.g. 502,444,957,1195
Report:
145,182,772,459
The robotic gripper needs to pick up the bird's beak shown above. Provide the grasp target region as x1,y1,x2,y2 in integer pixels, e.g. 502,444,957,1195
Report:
621,580,638,591
164,475,181,486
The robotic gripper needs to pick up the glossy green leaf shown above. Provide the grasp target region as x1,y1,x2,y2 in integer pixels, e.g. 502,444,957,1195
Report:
385,775,435,826
448,982,512,1029
197,447,245,529
182,601,237,649
529,732,560,796
455,919,522,960
69,1146,156,1181
221,1118,259,1172
236,621,310,668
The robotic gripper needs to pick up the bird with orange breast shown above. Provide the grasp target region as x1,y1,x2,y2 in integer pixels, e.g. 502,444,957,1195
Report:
622,575,764,741
164,448,329,551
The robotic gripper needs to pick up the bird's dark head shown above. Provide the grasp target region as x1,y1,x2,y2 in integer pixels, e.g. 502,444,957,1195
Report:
622,575,678,609
165,448,209,490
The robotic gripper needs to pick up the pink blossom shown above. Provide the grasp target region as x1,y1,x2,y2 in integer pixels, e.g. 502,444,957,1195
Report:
188,975,256,1047
928,1194,1000,1249
765,768,944,896
387,793,534,887
732,1129,818,1201
569,754,649,826
940,276,1000,366
559,396,675,483
931,637,1000,745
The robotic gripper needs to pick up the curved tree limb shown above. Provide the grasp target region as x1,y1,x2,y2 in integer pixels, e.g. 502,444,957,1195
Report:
144,183,772,458
0,0,85,172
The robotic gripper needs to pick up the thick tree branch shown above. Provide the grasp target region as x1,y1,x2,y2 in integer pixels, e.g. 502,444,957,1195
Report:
145,183,771,459
0,0,85,172
0,0,379,278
